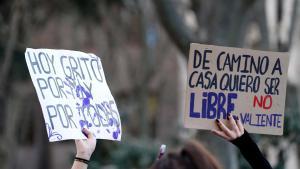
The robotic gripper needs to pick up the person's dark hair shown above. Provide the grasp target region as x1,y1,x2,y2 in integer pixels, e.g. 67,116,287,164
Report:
150,140,222,169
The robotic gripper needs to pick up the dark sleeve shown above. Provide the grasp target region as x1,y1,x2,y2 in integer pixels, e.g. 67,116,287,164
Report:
231,131,273,169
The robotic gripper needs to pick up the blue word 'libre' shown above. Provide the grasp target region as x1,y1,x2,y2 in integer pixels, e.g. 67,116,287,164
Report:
189,91,237,119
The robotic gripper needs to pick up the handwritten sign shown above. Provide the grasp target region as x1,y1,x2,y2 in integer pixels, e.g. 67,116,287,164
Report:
184,43,289,135
25,48,121,142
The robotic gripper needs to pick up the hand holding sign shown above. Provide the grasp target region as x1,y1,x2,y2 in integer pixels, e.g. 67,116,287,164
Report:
25,48,122,142
212,115,244,141
75,128,97,160
184,43,289,135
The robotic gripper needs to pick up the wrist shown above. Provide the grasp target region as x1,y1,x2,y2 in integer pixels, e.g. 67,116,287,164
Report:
74,157,89,166
76,152,91,160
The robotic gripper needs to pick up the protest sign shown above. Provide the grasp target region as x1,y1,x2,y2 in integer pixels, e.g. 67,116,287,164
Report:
25,48,121,142
184,43,289,135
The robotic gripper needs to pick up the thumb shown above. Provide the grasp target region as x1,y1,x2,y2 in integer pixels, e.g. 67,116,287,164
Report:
82,128,94,139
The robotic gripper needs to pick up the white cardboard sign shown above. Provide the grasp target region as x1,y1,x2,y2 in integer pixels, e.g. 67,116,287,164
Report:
184,43,289,135
25,48,121,142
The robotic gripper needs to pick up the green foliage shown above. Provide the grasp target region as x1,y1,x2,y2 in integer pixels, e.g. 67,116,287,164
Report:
0,47,29,81
90,139,157,169
284,84,300,142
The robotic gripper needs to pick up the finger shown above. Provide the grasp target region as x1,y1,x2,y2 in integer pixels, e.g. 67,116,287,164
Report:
75,139,83,146
75,139,83,143
216,119,231,136
227,114,239,131
211,129,231,140
236,117,244,133
82,128,95,140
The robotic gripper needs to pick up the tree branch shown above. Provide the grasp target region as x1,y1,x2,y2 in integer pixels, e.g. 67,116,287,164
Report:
0,0,22,94
153,0,199,57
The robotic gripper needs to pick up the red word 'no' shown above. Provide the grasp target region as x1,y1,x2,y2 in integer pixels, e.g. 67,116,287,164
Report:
253,95,272,109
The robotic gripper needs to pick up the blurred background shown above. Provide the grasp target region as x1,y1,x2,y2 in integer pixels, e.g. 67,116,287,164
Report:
0,0,300,169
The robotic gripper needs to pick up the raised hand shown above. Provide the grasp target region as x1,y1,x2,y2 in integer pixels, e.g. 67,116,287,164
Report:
211,114,244,141
75,128,97,160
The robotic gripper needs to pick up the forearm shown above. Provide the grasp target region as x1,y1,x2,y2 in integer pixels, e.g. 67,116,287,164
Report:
232,131,272,169
71,161,88,169
71,128,96,169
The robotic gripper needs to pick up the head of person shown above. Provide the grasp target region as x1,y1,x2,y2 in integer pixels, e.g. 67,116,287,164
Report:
150,140,222,169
